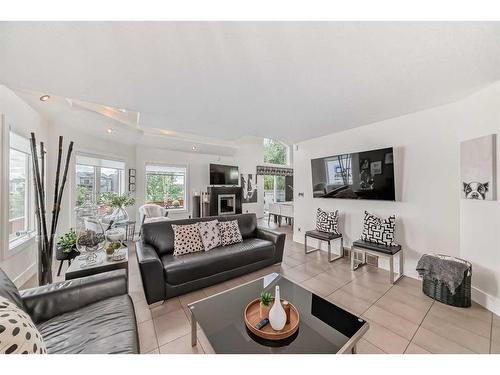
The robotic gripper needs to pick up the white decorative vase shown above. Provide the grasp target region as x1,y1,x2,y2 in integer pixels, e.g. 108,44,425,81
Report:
269,285,287,331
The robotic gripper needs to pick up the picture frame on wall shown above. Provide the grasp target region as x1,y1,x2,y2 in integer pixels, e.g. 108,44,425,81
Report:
129,183,136,192
129,168,136,177
460,134,496,201
370,161,382,175
129,176,136,184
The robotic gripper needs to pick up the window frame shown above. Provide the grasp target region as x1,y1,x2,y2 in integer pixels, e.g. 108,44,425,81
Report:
144,162,189,213
3,126,36,255
263,138,291,167
74,152,126,207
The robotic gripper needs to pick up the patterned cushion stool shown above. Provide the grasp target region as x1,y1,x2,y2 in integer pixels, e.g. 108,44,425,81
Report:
351,240,403,284
304,230,344,263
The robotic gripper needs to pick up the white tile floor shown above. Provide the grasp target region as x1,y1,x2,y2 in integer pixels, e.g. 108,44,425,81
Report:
31,218,500,354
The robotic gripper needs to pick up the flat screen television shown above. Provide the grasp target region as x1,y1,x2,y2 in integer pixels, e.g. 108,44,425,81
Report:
311,147,395,200
210,163,239,186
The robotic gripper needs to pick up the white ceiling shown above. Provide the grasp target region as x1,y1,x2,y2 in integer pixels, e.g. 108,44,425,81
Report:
1,22,500,144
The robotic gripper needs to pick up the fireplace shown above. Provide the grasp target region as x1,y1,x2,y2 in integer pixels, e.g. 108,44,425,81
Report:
218,194,236,215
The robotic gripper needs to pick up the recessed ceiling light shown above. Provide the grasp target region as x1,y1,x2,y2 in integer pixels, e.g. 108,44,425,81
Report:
192,145,197,151
39,95,50,102
107,128,113,134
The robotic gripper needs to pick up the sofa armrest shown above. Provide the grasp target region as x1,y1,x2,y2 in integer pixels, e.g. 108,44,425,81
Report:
136,241,165,305
256,227,286,263
20,269,128,324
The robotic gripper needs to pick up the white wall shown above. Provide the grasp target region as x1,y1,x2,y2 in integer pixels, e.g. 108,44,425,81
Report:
293,82,500,314
135,136,265,221
0,85,49,286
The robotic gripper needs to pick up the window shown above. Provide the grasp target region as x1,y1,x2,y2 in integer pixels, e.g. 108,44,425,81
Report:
145,164,187,210
75,154,125,207
9,132,33,246
263,138,289,165
325,154,353,186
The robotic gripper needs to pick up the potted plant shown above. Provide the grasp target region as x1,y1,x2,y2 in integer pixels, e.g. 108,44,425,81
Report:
172,199,180,209
55,228,80,276
260,291,272,319
99,192,135,225
57,228,79,254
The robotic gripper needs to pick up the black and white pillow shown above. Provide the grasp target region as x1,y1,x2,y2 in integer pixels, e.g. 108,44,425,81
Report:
0,296,47,354
197,220,221,251
316,208,340,235
219,220,243,246
172,223,204,256
361,211,396,246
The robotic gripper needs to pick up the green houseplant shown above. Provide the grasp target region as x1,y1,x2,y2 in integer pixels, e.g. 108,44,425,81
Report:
99,192,136,225
260,291,272,319
57,228,79,254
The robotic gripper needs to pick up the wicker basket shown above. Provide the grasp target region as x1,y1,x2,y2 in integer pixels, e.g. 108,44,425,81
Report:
422,264,472,308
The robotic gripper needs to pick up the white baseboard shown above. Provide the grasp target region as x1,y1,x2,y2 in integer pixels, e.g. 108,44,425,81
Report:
13,263,36,288
472,286,500,316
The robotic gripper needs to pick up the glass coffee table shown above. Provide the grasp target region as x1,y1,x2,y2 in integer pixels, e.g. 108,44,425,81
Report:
188,273,369,354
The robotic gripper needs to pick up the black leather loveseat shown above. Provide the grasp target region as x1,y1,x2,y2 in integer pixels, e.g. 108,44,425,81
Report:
0,268,139,354
136,213,285,305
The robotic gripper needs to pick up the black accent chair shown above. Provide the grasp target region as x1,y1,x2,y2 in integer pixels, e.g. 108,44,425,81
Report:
0,268,139,354
136,213,286,305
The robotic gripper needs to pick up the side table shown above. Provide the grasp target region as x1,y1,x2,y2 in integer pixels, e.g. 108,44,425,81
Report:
65,248,129,283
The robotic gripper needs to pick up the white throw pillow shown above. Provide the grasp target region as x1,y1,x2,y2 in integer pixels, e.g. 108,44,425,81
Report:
197,220,221,251
316,208,340,235
0,296,47,354
361,211,397,246
172,223,204,256
219,220,243,246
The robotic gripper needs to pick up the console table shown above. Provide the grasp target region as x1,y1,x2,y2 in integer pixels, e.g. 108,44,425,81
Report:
65,249,129,281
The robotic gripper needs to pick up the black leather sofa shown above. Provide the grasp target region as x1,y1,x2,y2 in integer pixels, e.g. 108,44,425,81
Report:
136,213,286,305
0,268,139,354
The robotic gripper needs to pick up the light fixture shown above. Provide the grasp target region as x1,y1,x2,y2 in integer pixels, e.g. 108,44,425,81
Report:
192,145,197,151
39,95,50,102
107,128,113,134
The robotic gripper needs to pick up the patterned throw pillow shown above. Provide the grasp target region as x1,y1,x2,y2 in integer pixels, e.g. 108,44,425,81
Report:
219,220,243,246
172,223,204,256
0,296,47,354
316,208,340,234
361,211,397,246
198,220,221,251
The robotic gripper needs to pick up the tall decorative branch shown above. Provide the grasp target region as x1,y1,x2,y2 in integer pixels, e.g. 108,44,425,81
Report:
30,133,74,285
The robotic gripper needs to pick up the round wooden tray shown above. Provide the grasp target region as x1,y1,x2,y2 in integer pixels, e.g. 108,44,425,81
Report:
244,298,300,341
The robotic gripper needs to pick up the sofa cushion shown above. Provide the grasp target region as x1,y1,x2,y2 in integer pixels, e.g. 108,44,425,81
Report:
198,220,221,251
0,268,27,313
37,295,138,354
0,296,47,354
172,223,204,256
219,220,243,246
142,213,257,256
161,238,275,285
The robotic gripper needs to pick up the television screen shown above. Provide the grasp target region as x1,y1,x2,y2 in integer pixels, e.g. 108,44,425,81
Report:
311,147,395,200
210,163,239,185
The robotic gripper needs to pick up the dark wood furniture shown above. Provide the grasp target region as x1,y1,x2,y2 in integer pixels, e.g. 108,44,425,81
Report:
65,249,129,281
304,230,344,262
351,240,403,284
55,246,80,276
